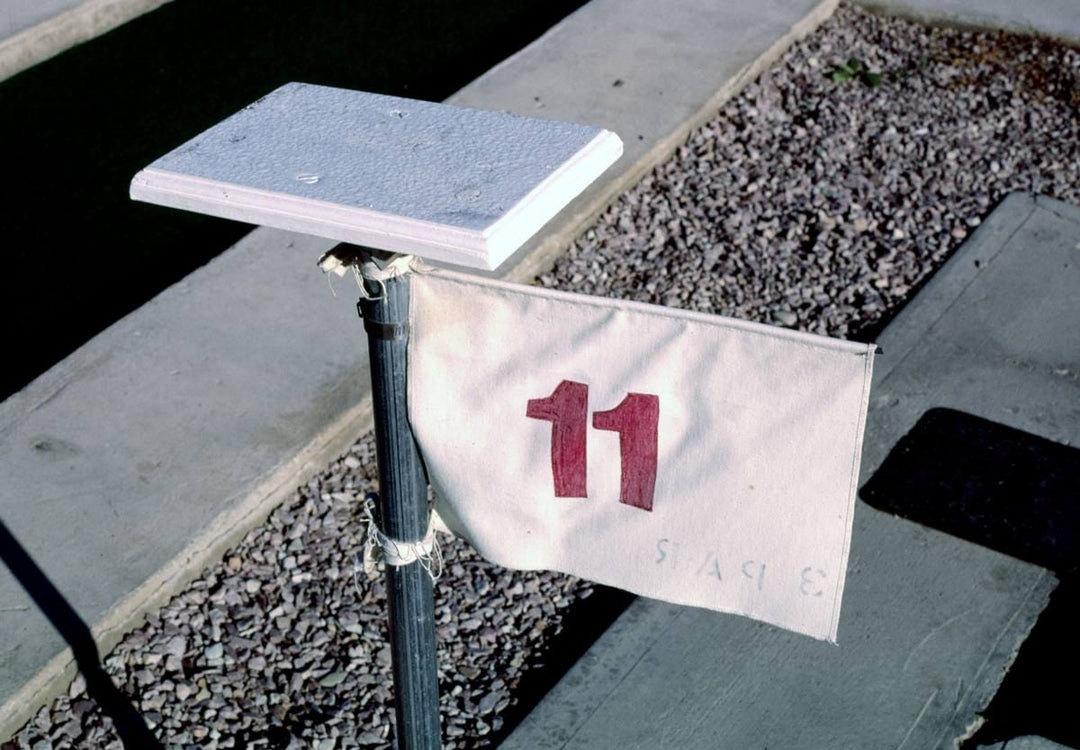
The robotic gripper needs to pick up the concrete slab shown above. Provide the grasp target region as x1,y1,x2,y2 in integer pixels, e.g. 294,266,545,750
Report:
0,227,360,733
0,0,171,83
855,0,1080,45
0,0,840,739
1,0,89,39
499,192,1077,749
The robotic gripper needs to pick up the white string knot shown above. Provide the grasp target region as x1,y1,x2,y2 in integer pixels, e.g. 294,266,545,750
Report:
318,250,426,299
356,493,443,585
358,254,417,284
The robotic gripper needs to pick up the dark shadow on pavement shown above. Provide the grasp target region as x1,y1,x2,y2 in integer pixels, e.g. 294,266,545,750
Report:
0,0,588,402
860,408,1079,748
0,521,163,748
483,583,635,748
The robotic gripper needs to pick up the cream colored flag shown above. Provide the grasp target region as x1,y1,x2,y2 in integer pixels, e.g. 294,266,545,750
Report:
407,266,874,642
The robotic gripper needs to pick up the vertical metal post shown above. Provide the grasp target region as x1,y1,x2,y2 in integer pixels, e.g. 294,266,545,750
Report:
357,253,442,750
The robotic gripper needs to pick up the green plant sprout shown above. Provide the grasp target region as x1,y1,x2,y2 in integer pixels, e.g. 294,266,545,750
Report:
829,57,884,87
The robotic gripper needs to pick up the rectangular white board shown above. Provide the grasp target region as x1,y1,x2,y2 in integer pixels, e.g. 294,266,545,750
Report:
131,83,622,270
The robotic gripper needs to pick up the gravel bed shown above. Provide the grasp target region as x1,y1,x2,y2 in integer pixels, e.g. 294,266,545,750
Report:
8,4,1079,749
544,5,1078,338
11,435,601,750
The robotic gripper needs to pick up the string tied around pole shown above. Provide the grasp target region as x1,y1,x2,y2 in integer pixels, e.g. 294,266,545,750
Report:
355,492,444,588
317,247,427,300
353,254,419,300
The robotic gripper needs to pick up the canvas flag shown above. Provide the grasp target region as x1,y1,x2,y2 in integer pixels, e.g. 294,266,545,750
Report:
406,266,874,642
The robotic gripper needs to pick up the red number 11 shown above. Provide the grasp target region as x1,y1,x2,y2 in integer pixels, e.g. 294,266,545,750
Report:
526,380,659,512
525,380,588,498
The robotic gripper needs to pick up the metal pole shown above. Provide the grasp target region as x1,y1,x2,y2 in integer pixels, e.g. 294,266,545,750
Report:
356,250,442,750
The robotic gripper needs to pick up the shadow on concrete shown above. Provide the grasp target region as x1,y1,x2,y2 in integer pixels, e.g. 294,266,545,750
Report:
860,408,1079,748
485,584,636,748
0,521,163,748
0,0,587,403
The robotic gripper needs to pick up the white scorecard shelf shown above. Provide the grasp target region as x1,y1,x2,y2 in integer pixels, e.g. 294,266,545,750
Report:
131,82,623,270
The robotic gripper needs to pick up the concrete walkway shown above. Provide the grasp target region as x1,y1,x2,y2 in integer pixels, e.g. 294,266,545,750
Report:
0,0,838,739
500,193,1078,749
0,0,171,82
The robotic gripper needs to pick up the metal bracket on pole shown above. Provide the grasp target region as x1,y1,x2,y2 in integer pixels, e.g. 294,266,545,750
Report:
350,245,441,749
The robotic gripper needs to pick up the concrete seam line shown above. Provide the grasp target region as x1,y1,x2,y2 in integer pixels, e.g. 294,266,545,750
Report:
1035,194,1080,226
0,395,374,742
0,0,174,83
